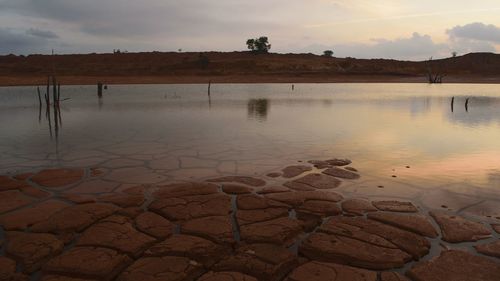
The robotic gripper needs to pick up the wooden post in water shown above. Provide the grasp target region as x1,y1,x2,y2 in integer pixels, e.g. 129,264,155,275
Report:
45,76,50,115
44,79,52,138
57,83,62,125
45,92,49,111
451,97,455,112
37,87,42,106
208,81,212,96
57,83,61,104
46,76,50,105
52,76,57,106
465,98,470,112
37,87,42,122
51,76,59,140
97,82,103,98
53,93,59,135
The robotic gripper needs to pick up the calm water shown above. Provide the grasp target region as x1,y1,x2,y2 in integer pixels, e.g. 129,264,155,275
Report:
1,83,500,214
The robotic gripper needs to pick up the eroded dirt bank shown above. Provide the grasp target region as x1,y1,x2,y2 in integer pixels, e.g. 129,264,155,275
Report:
2,51,500,86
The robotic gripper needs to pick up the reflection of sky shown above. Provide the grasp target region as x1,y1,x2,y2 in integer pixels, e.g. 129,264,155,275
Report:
446,97,500,127
1,83,500,190
409,97,431,117
488,170,500,188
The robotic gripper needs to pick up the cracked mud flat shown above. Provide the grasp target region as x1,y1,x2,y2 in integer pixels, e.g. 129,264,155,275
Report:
1,159,500,281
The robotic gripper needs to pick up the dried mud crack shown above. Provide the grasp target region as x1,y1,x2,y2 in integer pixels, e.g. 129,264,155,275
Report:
0,159,499,280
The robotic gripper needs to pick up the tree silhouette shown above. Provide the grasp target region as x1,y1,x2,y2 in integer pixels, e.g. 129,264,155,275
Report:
323,50,334,57
246,37,271,53
426,57,446,84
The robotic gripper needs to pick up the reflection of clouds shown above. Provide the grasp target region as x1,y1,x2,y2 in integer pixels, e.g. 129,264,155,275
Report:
370,95,500,126
409,97,431,117
363,97,432,117
1,84,500,193
446,97,500,127
488,170,500,187
403,152,500,185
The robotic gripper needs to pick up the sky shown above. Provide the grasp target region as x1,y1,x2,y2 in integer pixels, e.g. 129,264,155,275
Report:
1,0,500,60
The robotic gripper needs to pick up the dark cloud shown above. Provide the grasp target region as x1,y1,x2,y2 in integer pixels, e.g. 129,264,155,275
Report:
0,1,498,57
447,22,500,43
0,28,43,54
26,28,59,39
448,38,496,56
0,0,282,38
0,28,57,54
303,33,448,60
0,0,286,53
303,23,500,60
445,22,499,55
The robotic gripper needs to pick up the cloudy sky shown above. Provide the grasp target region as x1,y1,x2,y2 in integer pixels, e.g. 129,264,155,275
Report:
1,0,500,60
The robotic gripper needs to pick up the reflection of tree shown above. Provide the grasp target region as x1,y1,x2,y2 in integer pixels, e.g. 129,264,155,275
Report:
38,78,63,152
247,99,269,121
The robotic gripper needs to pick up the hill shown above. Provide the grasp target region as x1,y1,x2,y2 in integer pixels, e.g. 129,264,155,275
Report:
1,52,499,86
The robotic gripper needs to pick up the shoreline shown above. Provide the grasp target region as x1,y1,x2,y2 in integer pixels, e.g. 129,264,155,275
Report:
2,52,500,87
2,74,500,86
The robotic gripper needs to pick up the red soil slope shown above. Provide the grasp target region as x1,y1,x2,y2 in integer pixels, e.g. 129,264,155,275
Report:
1,52,499,85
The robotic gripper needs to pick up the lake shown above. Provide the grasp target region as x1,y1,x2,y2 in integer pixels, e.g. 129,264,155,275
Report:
1,83,499,217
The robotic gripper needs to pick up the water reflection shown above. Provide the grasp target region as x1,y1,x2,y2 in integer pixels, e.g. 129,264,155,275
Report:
1,83,500,192
408,97,431,117
98,95,104,110
247,99,269,122
447,96,500,126
488,171,500,187
35,84,64,152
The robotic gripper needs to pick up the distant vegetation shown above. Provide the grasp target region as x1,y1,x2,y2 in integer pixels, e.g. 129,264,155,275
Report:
426,57,446,84
113,49,128,54
197,53,210,69
2,52,500,85
323,50,334,57
246,36,271,53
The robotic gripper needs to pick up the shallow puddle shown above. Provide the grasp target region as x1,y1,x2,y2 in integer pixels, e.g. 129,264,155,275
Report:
1,82,500,280
0,83,499,206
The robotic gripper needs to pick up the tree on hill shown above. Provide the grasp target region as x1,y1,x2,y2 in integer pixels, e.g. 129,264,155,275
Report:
323,50,334,57
246,37,271,53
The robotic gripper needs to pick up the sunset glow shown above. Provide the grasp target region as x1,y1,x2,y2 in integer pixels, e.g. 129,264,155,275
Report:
1,0,500,59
